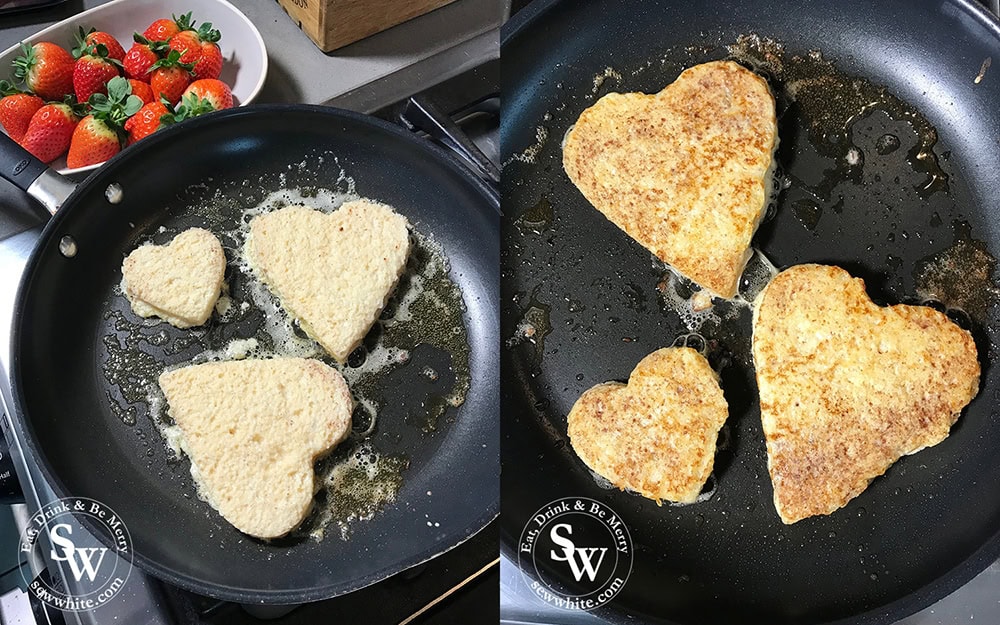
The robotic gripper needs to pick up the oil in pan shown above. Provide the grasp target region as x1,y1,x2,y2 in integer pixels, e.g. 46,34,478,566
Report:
100,152,472,542
501,30,1000,504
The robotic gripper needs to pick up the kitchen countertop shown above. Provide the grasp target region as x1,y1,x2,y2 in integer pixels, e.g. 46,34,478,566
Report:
0,0,504,112
0,0,504,243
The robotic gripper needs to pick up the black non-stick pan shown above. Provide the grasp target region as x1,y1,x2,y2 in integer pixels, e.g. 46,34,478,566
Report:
501,1,1000,623
0,104,498,603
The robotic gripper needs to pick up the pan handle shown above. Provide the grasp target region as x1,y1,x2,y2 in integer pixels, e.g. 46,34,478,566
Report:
0,134,75,216
399,95,501,190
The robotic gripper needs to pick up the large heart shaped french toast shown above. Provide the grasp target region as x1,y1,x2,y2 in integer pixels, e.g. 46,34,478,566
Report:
246,200,410,363
563,60,777,299
567,347,729,503
122,228,225,328
159,358,353,538
752,264,980,524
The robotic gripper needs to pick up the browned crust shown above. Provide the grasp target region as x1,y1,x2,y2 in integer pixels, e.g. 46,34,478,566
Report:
563,60,777,298
567,347,729,503
752,264,980,523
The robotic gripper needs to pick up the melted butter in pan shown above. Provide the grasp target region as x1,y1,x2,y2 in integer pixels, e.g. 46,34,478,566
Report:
100,164,471,541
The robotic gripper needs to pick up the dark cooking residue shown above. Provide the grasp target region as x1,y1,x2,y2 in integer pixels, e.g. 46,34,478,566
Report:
791,199,822,232
508,288,553,368
101,308,195,426
729,34,949,201
292,440,409,541
914,221,1000,322
351,236,473,433
517,196,554,234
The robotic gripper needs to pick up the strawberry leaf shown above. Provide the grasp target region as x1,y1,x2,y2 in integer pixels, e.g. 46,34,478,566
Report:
12,42,36,83
150,49,195,72
89,76,140,130
173,12,195,32
197,22,221,43
72,26,92,58
0,79,23,96
123,94,142,116
171,92,216,123
106,75,129,101
89,92,110,111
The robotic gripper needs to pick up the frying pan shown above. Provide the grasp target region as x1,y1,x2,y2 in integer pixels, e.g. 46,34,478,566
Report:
0,104,499,603
500,1,1000,623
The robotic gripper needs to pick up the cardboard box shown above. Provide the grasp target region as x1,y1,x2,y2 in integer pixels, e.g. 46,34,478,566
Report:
276,0,460,52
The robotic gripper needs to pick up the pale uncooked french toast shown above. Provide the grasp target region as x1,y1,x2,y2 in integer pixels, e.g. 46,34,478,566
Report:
122,228,225,328
246,200,410,363
159,358,353,538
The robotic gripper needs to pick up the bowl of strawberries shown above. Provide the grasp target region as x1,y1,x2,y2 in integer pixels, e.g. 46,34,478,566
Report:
0,0,266,174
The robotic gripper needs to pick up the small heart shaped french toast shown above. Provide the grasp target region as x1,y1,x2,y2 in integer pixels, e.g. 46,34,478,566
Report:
563,60,778,298
752,264,980,524
122,227,226,328
567,347,729,503
159,357,353,539
246,200,410,363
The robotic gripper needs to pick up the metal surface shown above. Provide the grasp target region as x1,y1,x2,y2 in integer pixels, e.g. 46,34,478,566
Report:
500,0,1000,624
23,171,73,217
4,105,498,604
401,94,500,184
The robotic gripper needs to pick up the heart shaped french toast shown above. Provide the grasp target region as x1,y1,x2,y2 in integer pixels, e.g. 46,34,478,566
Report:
122,227,225,328
246,200,410,363
159,358,353,538
752,264,980,524
563,60,777,298
567,347,729,503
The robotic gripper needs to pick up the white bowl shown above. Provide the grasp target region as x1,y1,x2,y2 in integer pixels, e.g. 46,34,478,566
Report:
0,0,268,175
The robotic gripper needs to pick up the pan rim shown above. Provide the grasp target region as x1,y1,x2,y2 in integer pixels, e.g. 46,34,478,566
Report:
499,1,1000,624
9,103,499,603
500,0,1000,47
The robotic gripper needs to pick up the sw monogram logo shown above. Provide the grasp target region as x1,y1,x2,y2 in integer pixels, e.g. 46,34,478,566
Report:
17,497,133,612
549,523,607,583
518,497,633,611
48,523,108,583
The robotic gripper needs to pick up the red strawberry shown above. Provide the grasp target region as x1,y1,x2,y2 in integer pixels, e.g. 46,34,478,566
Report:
12,42,75,100
73,46,121,104
66,115,120,168
67,76,141,167
122,34,168,81
0,81,44,142
149,50,194,105
127,79,154,104
167,31,201,66
19,103,79,163
192,40,222,80
143,12,192,43
73,27,125,62
168,22,222,80
151,67,190,105
124,101,169,144
181,79,232,111
143,19,180,43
